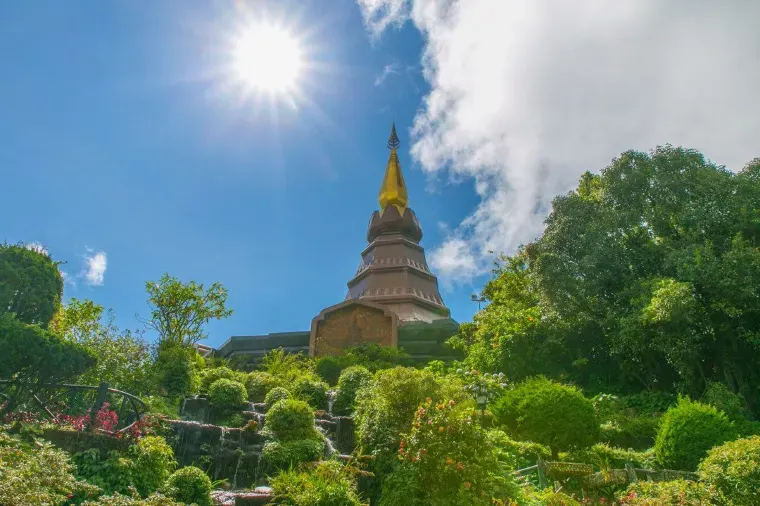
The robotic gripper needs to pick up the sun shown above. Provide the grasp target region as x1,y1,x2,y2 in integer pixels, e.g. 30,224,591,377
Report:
232,23,302,93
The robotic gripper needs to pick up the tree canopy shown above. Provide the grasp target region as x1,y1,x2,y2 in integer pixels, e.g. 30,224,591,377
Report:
0,243,63,327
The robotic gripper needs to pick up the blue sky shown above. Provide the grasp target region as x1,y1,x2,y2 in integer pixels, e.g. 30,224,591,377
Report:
0,0,483,346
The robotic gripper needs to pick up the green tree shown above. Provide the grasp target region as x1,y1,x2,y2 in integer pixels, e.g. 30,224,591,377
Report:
0,242,63,327
50,298,151,394
144,273,232,348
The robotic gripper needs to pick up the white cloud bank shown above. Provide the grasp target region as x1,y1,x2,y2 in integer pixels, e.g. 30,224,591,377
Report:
81,250,107,286
357,0,760,285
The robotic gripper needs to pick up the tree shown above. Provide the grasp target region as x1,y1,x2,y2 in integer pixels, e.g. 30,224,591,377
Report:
0,242,63,327
144,274,232,348
50,298,151,394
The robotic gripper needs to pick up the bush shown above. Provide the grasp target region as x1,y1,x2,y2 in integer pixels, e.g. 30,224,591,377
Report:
333,365,372,416
0,431,98,506
343,343,410,372
599,414,659,450
619,391,677,416
491,377,598,456
293,377,329,410
564,443,655,470
143,395,180,419
154,345,200,399
245,371,278,402
315,355,345,386
133,435,177,496
654,397,736,470
81,492,186,506
162,466,213,506
208,378,247,413
266,399,316,441
265,386,291,406
260,348,314,384
619,479,720,505
386,397,521,506
698,435,760,505
269,460,362,506
701,381,748,421
200,366,240,393
261,439,326,473
487,429,551,469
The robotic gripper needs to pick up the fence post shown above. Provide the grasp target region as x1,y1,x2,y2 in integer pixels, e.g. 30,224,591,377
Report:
90,382,109,426
537,458,548,489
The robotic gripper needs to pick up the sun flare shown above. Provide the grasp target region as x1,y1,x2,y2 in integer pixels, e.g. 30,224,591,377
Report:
232,23,302,93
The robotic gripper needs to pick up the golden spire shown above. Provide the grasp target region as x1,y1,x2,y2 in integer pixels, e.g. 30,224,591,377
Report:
378,122,408,213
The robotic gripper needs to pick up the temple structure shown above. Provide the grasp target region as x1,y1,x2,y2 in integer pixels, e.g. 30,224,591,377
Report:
215,124,459,364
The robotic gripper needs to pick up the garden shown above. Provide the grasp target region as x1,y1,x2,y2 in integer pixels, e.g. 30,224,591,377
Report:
3,147,760,505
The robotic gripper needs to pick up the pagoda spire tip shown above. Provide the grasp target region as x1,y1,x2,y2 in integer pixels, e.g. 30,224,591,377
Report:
387,122,400,150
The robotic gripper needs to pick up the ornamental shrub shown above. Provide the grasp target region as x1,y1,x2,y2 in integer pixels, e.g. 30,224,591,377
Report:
293,377,329,410
208,378,247,413
265,386,291,406
161,466,213,506
245,371,278,402
0,431,98,506
315,355,345,386
385,397,521,506
491,376,598,457
269,460,362,506
261,439,326,473
618,479,720,505
487,429,551,470
654,397,736,470
200,366,240,393
698,435,760,505
266,399,316,441
599,414,659,450
81,493,186,506
564,443,655,469
154,344,200,399
333,365,372,416
133,435,177,496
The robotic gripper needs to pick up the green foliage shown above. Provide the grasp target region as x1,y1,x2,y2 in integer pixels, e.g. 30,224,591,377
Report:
269,460,362,506
261,348,314,384
315,355,344,386
50,298,151,394
342,343,410,372
266,386,292,406
245,371,278,402
200,366,242,393
0,430,98,506
261,439,326,474
73,435,177,497
266,399,317,441
144,273,232,348
293,377,329,410
0,242,63,327
385,398,521,506
698,435,760,506
618,391,677,416
333,366,372,416
486,429,551,470
491,377,598,456
208,378,247,412
701,382,748,421
619,479,720,505
458,148,760,415
153,344,201,399
81,492,186,506
525,489,581,506
654,397,737,471
599,415,659,451
564,443,655,469
161,466,213,506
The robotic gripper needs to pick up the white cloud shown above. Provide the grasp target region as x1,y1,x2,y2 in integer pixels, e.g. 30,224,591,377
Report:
24,242,48,255
81,250,107,286
357,0,760,285
374,63,401,86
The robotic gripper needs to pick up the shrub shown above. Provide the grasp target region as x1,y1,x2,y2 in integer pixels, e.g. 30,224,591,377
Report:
564,443,655,469
161,466,213,506
269,460,361,506
698,435,760,505
343,343,410,372
265,386,291,406
0,431,98,506
491,377,598,456
599,414,659,450
261,439,326,473
619,391,677,416
266,399,316,441
154,344,200,399
142,395,180,419
200,366,240,393
315,355,345,386
654,397,736,470
701,381,748,421
81,492,186,506
245,371,278,402
208,378,247,413
387,397,521,506
133,435,177,496
260,348,314,384
293,377,329,410
333,365,372,416
487,429,551,469
619,479,720,505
